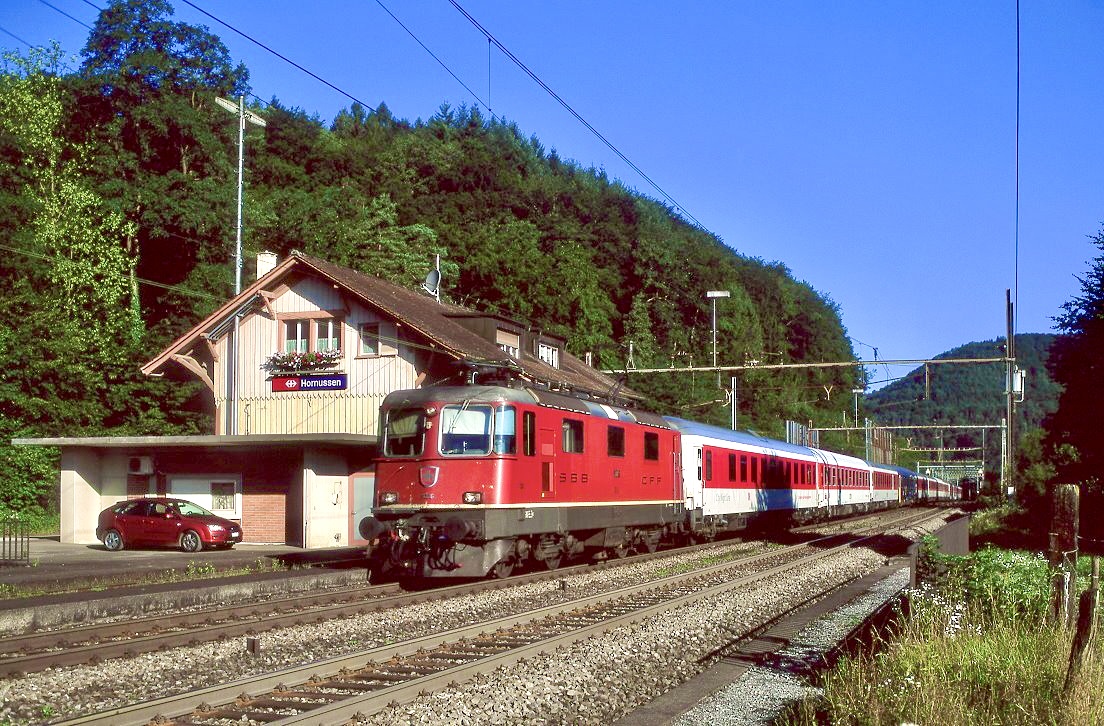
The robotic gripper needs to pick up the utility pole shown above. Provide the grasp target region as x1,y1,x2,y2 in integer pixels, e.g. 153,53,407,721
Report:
1005,289,1016,498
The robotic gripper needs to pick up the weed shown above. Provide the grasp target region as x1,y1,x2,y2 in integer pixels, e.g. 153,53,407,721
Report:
185,561,216,577
780,549,1104,726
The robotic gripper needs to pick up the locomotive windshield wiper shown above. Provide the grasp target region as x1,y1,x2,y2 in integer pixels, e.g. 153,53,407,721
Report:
446,399,472,434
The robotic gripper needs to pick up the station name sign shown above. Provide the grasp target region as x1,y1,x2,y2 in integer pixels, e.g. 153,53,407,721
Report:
271,374,347,392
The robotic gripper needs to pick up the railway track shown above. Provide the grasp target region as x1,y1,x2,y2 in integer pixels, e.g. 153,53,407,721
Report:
53,508,945,726
0,506,926,678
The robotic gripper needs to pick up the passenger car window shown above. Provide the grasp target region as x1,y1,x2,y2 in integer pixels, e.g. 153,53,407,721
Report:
607,426,625,457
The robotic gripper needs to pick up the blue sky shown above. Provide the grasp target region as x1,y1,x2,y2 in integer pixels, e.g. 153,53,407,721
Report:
3,1,1102,389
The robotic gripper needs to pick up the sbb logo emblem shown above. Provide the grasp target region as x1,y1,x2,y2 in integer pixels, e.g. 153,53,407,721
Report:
284,379,299,389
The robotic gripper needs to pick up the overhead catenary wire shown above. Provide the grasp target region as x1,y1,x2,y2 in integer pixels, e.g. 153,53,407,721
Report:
374,0,501,123
36,0,92,30
178,0,378,115
447,0,705,231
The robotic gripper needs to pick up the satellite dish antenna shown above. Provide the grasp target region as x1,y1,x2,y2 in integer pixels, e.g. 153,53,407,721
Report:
421,255,442,302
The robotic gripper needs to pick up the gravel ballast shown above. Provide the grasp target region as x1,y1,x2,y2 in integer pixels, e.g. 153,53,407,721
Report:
0,514,954,725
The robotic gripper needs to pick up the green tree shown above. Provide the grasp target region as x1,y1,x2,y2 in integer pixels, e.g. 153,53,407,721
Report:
0,45,206,512
74,0,249,342
1046,226,1104,535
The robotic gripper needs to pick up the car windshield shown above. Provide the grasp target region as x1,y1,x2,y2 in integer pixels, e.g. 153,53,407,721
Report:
176,501,215,517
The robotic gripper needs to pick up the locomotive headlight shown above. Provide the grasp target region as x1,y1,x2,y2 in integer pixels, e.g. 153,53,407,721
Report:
379,491,399,505
462,491,483,504
425,406,437,416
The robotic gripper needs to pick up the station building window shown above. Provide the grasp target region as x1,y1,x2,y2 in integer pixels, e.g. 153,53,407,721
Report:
285,319,310,353
359,321,398,357
496,329,521,358
283,317,343,354
537,342,560,368
316,318,341,352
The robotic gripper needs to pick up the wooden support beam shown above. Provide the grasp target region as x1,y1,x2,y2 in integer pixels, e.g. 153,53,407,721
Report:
171,353,215,392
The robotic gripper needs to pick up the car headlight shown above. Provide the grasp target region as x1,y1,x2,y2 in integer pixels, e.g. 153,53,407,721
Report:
208,524,225,533
379,491,399,505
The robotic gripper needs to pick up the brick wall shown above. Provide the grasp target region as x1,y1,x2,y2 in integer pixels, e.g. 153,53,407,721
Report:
242,480,289,544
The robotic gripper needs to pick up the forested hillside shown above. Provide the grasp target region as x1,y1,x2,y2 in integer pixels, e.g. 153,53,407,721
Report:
864,334,1060,481
0,0,859,511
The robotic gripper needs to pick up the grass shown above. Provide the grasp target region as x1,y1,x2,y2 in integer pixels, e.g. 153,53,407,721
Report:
779,543,1104,726
0,556,293,601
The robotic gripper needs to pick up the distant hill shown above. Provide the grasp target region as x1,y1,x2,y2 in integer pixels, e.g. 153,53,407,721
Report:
864,334,1061,477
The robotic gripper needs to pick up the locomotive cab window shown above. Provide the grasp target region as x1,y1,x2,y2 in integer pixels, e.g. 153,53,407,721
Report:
493,406,517,454
383,408,426,457
440,404,493,455
522,411,536,456
562,419,584,453
643,431,659,461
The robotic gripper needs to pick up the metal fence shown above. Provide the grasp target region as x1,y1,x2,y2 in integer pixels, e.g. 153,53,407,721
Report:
1,517,30,566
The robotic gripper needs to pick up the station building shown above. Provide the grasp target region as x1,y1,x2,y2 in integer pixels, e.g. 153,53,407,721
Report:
18,251,623,548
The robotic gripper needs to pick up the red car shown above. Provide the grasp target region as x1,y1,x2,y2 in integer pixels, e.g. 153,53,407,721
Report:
96,497,243,552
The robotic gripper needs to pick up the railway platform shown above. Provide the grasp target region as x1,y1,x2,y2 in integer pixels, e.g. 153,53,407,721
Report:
0,536,367,589
0,537,373,634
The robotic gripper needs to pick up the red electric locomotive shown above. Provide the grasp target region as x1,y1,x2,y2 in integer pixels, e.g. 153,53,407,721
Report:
361,384,684,578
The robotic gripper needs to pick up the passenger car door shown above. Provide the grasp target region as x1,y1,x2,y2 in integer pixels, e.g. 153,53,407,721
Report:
114,501,152,543
143,501,183,546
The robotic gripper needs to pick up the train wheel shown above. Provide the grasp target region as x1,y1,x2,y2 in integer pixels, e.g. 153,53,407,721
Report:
640,530,660,554
610,543,630,559
543,553,563,570
491,558,515,578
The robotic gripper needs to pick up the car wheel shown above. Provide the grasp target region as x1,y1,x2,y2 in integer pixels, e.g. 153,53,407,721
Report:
103,529,125,551
180,530,203,553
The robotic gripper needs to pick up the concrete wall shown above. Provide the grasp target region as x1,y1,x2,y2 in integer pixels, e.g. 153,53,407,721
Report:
59,448,104,545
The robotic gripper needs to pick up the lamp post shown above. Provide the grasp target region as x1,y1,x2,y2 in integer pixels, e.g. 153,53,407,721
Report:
216,96,266,435
215,96,267,295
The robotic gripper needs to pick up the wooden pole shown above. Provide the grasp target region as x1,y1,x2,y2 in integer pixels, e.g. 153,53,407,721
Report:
1049,484,1079,627
1065,557,1099,693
